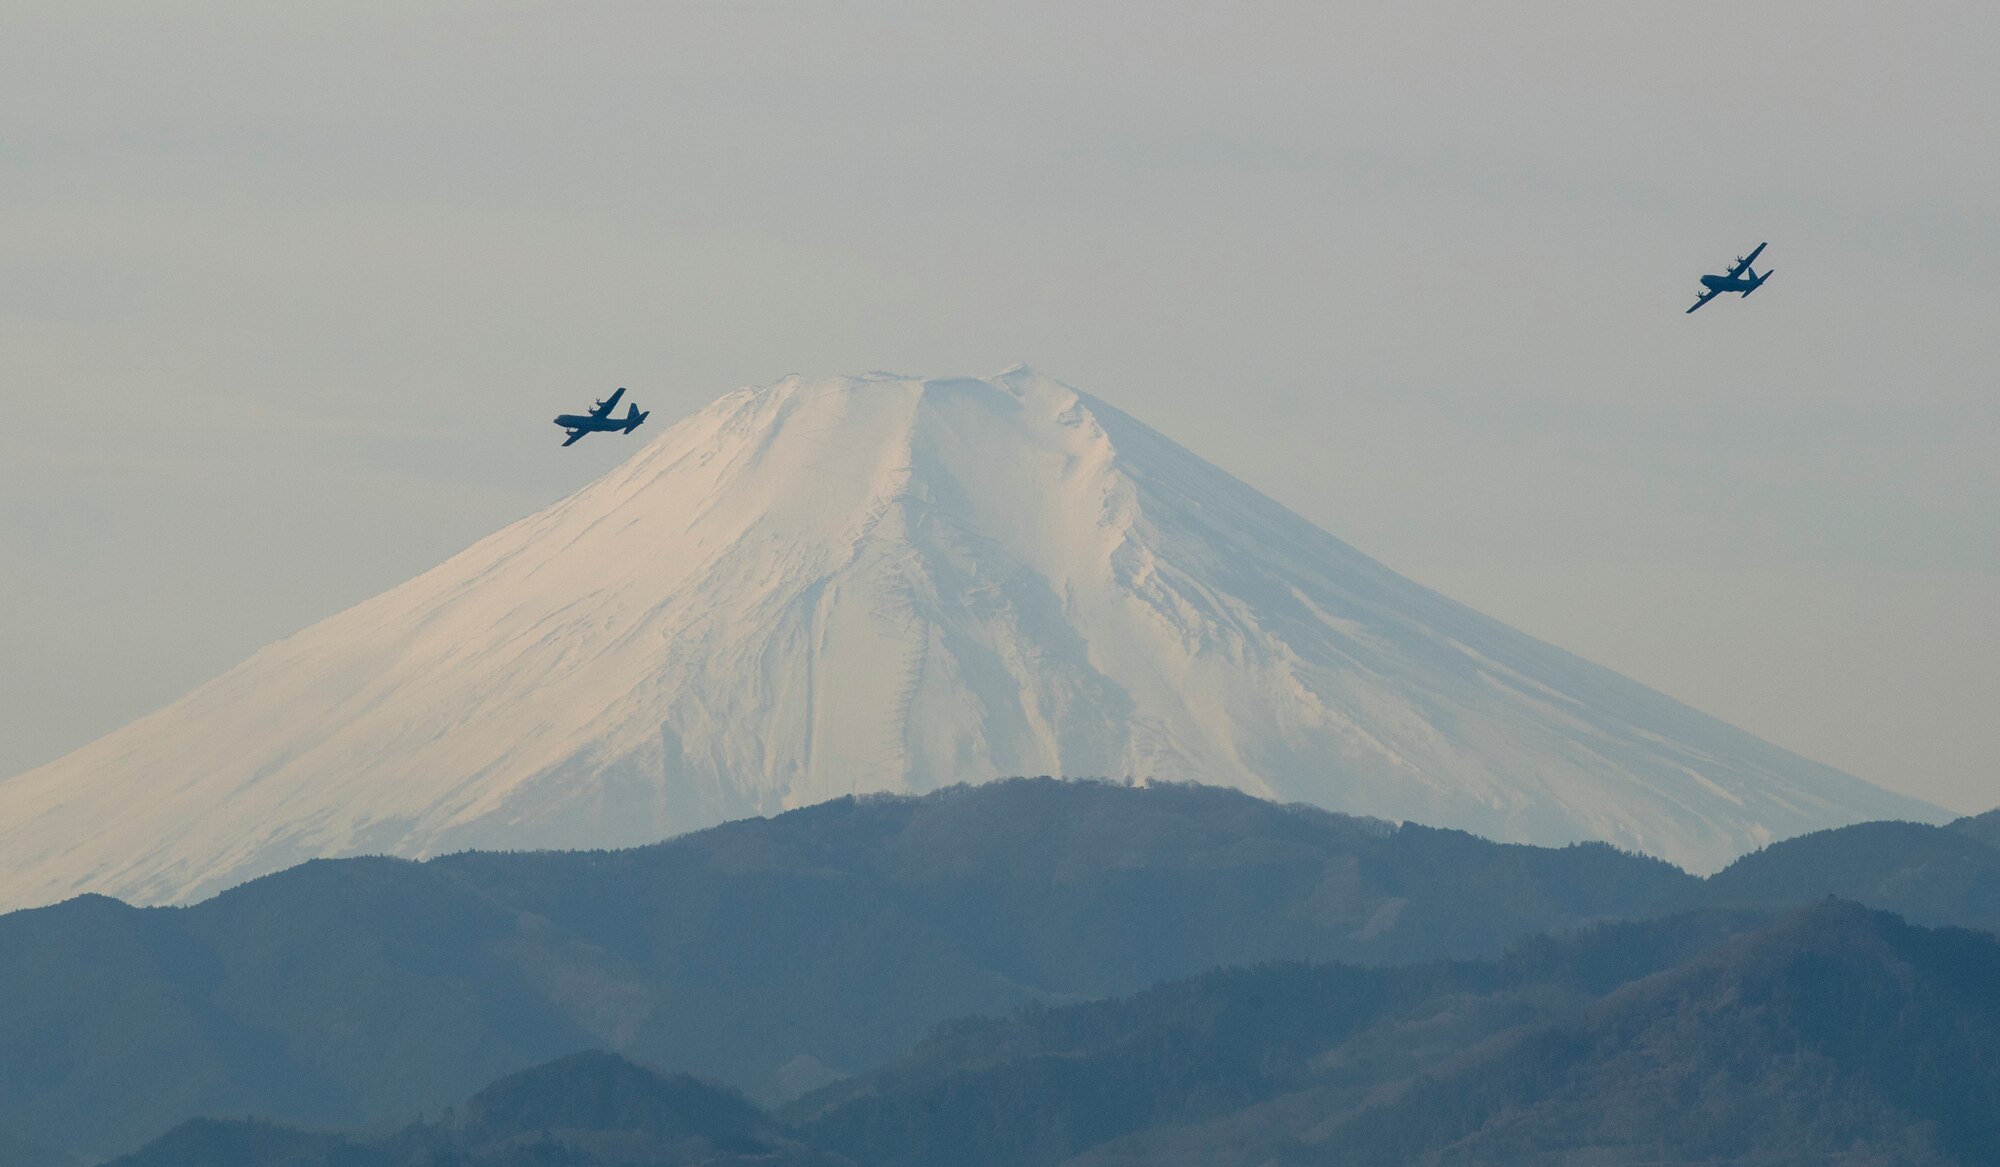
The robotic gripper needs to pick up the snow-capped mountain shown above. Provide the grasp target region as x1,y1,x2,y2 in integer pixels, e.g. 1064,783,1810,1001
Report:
0,369,1939,908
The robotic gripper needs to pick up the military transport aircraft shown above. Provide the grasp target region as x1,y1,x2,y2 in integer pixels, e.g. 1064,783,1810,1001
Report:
1686,242,1773,314
554,387,649,446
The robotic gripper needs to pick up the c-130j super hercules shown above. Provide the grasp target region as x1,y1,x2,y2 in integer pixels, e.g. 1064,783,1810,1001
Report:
1687,242,1773,314
555,387,649,446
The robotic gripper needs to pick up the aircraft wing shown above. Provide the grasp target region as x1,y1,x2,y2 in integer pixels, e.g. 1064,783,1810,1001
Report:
561,429,588,447
1724,242,1767,279
1686,287,1722,314
588,387,626,419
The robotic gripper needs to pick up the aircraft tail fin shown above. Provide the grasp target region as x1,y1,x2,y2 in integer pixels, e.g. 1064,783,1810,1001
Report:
624,405,648,433
1744,269,1772,296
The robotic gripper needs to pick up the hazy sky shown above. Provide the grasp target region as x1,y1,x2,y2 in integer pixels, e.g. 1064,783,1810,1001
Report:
3,3,1994,814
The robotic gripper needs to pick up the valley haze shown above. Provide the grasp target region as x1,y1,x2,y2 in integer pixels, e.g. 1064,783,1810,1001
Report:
0,368,1940,910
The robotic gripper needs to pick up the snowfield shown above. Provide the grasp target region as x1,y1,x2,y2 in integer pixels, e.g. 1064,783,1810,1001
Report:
0,368,1940,908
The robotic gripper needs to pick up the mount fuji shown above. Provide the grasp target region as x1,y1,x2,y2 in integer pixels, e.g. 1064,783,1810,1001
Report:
0,368,1938,908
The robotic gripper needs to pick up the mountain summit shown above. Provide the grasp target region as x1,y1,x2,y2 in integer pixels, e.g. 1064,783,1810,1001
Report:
0,369,1935,907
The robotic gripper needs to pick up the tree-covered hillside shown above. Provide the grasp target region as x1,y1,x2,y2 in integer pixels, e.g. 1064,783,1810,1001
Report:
5,780,1996,1163
105,902,2000,1167
0,779,1692,1160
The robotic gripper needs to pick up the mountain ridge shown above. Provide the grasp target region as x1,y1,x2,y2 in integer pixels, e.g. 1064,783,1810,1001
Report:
4,779,1995,1162
92,900,2000,1167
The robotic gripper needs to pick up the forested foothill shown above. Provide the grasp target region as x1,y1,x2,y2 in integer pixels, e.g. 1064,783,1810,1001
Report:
6,779,1996,1165
101,903,2000,1166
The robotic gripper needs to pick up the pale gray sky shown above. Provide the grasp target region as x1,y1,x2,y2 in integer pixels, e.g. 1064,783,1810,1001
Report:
3,2,1994,813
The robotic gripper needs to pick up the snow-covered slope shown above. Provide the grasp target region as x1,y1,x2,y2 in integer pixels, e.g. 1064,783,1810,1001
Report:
0,369,1939,907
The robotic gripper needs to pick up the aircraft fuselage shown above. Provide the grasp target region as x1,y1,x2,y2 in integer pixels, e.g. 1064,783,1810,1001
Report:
553,413,628,432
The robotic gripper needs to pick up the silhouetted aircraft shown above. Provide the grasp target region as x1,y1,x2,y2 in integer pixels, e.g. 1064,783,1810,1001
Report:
1686,242,1773,314
554,387,648,446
